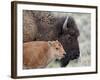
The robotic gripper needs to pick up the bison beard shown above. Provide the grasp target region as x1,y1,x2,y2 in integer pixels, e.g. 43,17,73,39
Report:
23,11,80,67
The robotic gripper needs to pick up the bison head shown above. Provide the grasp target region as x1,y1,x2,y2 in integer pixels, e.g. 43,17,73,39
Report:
58,16,80,67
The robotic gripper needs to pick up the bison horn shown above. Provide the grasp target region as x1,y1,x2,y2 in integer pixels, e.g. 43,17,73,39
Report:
63,16,69,31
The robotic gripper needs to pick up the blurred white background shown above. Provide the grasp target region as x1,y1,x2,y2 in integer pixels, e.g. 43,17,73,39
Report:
0,0,100,80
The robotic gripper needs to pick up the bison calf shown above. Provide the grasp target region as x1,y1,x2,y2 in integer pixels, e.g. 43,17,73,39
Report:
23,40,66,69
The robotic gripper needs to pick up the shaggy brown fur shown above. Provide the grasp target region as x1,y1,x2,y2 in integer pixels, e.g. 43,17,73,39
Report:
23,11,38,42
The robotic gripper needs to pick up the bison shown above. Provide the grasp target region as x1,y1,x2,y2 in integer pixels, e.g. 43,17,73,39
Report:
23,40,66,69
23,10,80,67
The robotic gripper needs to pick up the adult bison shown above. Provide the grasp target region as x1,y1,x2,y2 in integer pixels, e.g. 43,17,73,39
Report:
23,10,80,67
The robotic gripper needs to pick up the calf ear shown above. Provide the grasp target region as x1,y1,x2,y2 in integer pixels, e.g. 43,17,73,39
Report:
48,41,52,46
56,40,59,42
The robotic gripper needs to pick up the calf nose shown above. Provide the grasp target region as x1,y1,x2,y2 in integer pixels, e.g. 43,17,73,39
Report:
62,52,66,58
63,52,66,55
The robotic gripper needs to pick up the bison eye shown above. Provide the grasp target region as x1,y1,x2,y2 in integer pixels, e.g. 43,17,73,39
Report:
68,37,73,43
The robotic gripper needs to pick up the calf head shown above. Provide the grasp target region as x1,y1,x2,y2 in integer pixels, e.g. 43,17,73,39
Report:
48,40,66,60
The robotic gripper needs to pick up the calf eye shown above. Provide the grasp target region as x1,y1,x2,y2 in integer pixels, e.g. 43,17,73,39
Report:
56,48,59,50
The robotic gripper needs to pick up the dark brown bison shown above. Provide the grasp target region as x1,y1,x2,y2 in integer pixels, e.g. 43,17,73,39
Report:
23,10,80,67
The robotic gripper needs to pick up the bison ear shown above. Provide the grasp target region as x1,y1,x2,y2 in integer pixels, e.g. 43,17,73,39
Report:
63,16,80,37
63,16,77,30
